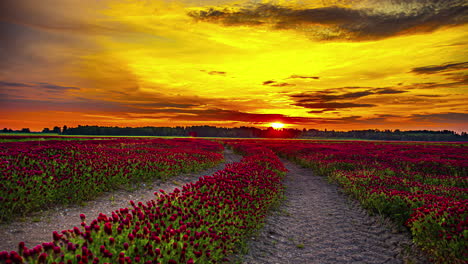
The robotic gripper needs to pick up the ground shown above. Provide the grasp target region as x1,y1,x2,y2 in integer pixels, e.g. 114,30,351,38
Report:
0,149,429,263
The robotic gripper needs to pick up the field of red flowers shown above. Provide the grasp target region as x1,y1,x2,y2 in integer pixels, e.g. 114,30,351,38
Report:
253,140,467,263
0,137,466,263
0,138,224,222
0,138,286,263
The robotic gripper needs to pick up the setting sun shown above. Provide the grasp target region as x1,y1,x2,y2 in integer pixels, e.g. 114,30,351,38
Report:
270,122,285,129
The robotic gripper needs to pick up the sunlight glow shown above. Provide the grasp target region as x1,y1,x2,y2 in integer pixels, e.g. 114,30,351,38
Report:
270,122,285,129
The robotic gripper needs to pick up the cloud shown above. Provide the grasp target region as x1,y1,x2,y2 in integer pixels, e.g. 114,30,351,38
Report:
295,102,376,110
399,74,468,90
291,88,407,103
188,1,468,41
0,81,29,88
209,71,226,75
288,75,320,79
0,92,27,100
289,87,411,111
411,61,468,74
408,112,468,124
272,83,295,87
162,108,395,126
201,70,227,76
35,82,81,91
307,110,329,114
263,80,276,85
262,80,295,87
113,108,324,125
0,81,80,92
115,107,396,127
127,102,198,108
374,88,407,94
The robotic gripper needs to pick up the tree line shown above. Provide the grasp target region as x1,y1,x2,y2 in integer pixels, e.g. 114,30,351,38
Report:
2,125,468,141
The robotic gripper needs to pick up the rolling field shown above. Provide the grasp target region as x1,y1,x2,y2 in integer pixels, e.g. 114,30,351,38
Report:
237,139,467,263
0,137,224,222
0,136,466,263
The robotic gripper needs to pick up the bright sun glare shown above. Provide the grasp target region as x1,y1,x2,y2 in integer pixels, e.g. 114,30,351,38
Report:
270,122,285,129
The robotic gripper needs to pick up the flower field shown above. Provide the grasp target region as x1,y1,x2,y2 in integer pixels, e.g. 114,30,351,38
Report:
1,137,466,263
0,138,224,222
259,140,467,263
0,140,286,263
0,136,114,143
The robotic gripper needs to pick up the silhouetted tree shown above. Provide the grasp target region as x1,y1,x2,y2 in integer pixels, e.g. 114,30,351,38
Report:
52,126,61,134
42,128,51,133
20,128,31,133
60,125,467,141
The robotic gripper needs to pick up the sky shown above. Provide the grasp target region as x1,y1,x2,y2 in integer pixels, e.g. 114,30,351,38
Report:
1,0,467,132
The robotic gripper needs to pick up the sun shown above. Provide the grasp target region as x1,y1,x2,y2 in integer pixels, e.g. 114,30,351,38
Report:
270,122,285,129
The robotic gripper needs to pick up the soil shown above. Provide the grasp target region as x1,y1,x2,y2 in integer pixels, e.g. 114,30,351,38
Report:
237,159,430,264
0,148,242,252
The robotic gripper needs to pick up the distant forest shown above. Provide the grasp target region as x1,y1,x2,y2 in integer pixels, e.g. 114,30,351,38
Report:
3,125,468,142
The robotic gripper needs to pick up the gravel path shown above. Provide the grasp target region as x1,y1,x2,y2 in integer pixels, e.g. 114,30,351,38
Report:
0,148,242,252
239,159,429,264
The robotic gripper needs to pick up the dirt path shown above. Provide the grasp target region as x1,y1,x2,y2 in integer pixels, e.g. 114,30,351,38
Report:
0,148,242,252
239,159,429,264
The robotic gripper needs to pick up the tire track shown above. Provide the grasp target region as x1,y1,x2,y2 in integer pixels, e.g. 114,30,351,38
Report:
239,159,429,264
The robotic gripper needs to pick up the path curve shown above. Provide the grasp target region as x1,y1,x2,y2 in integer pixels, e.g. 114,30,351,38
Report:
239,159,429,264
0,148,242,252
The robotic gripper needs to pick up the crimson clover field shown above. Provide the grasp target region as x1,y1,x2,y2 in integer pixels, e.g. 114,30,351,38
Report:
0,136,466,263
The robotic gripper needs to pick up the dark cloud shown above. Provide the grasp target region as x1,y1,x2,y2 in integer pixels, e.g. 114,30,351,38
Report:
374,88,407,94
114,107,396,127
0,92,27,100
209,71,226,75
408,112,468,124
0,81,29,88
411,61,468,74
170,109,316,124
295,102,375,109
262,80,295,87
153,108,384,126
308,110,328,113
263,80,276,85
201,70,227,76
35,82,80,91
188,1,468,40
272,83,295,87
291,88,407,103
128,102,198,108
114,108,324,125
288,75,320,79
290,87,411,111
375,114,400,118
0,80,80,92
401,74,468,90
444,73,468,84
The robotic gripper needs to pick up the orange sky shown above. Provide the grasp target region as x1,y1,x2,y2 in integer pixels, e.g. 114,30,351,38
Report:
1,0,467,132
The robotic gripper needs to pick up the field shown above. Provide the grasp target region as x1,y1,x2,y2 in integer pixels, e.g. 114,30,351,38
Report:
0,136,466,263
234,139,467,262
